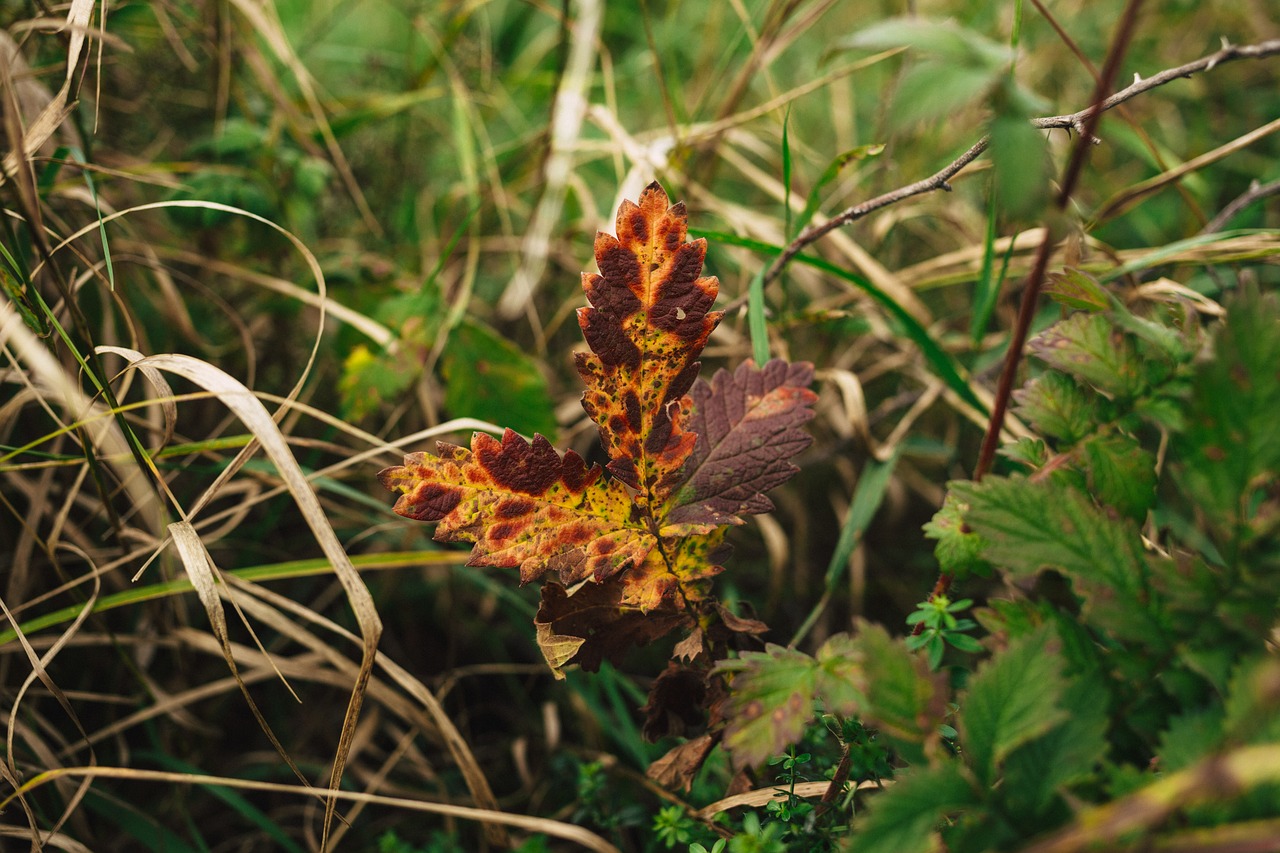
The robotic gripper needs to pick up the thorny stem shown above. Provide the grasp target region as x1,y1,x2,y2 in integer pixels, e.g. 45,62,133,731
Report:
750,36,1280,303
916,0,1147,629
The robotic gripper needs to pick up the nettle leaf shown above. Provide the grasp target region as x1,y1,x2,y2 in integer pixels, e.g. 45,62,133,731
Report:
1001,670,1110,816
664,359,817,531
1012,371,1099,445
1081,433,1156,522
379,429,653,585
1030,312,1145,399
1172,287,1280,539
575,182,724,502
850,760,978,853
959,626,1067,786
952,475,1171,651
1043,267,1109,312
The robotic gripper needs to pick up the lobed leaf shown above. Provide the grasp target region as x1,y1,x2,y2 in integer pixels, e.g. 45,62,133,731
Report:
1012,371,1099,445
664,359,817,531
575,182,724,503
1172,286,1280,540
952,475,1171,651
716,645,819,768
378,429,653,586
1029,312,1145,399
959,626,1067,786
849,761,978,853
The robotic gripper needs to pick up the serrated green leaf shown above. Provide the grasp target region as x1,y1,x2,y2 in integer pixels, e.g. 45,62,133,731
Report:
1030,313,1145,398
1172,287,1280,540
1157,706,1225,773
858,623,948,752
441,320,558,438
850,761,978,853
1043,267,1109,312
952,476,1171,650
1082,434,1156,521
999,436,1049,469
923,491,992,580
717,645,818,768
1012,371,1099,444
959,626,1067,785
1002,670,1110,815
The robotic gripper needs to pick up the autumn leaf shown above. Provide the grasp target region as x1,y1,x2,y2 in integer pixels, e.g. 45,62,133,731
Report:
575,181,724,504
664,359,817,532
378,429,654,585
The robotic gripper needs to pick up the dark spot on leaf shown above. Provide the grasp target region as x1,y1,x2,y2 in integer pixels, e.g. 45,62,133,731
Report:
495,497,535,519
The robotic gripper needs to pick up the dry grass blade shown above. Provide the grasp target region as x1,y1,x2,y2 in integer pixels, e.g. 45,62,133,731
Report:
133,353,382,850
2,767,622,853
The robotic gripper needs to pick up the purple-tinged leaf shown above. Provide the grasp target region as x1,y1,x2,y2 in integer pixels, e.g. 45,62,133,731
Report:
663,359,817,531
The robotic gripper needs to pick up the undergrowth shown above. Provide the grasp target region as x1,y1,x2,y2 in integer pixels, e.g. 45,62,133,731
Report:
1,1,1279,851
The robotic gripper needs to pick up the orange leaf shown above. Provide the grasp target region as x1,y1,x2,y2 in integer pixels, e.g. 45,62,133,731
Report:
575,181,723,504
378,429,654,585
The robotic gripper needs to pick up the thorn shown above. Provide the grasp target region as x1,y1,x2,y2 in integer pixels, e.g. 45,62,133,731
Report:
940,181,953,192
1133,72,1142,84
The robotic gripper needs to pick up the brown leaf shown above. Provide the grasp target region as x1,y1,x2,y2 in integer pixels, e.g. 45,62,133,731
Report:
534,581,692,677
647,734,716,792
642,662,709,741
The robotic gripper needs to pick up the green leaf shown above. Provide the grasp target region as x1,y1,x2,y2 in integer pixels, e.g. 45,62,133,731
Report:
959,626,1067,785
1001,670,1110,815
1043,267,1109,313
717,645,818,768
1012,371,1099,445
990,109,1050,221
953,476,1170,650
1172,287,1280,540
891,60,1000,127
441,320,558,438
340,343,418,420
1082,434,1156,521
840,18,1012,68
850,761,978,853
854,622,948,754
923,491,992,580
1030,313,1145,399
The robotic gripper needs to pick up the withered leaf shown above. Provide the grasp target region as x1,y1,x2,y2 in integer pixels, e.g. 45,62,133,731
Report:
665,359,817,530
647,734,716,792
576,181,723,503
534,581,692,678
379,429,654,585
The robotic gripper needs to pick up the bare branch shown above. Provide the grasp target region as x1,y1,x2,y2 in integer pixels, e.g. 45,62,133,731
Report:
759,37,1280,294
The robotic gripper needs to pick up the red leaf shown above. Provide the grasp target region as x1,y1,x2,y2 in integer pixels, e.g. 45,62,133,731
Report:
664,359,817,531
378,429,654,585
575,182,723,503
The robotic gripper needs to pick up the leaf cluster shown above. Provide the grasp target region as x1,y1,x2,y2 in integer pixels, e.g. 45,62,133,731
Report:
734,285,1280,852
380,184,817,757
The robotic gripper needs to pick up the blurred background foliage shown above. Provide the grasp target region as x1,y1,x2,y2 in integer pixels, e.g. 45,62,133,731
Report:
1,0,1277,849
